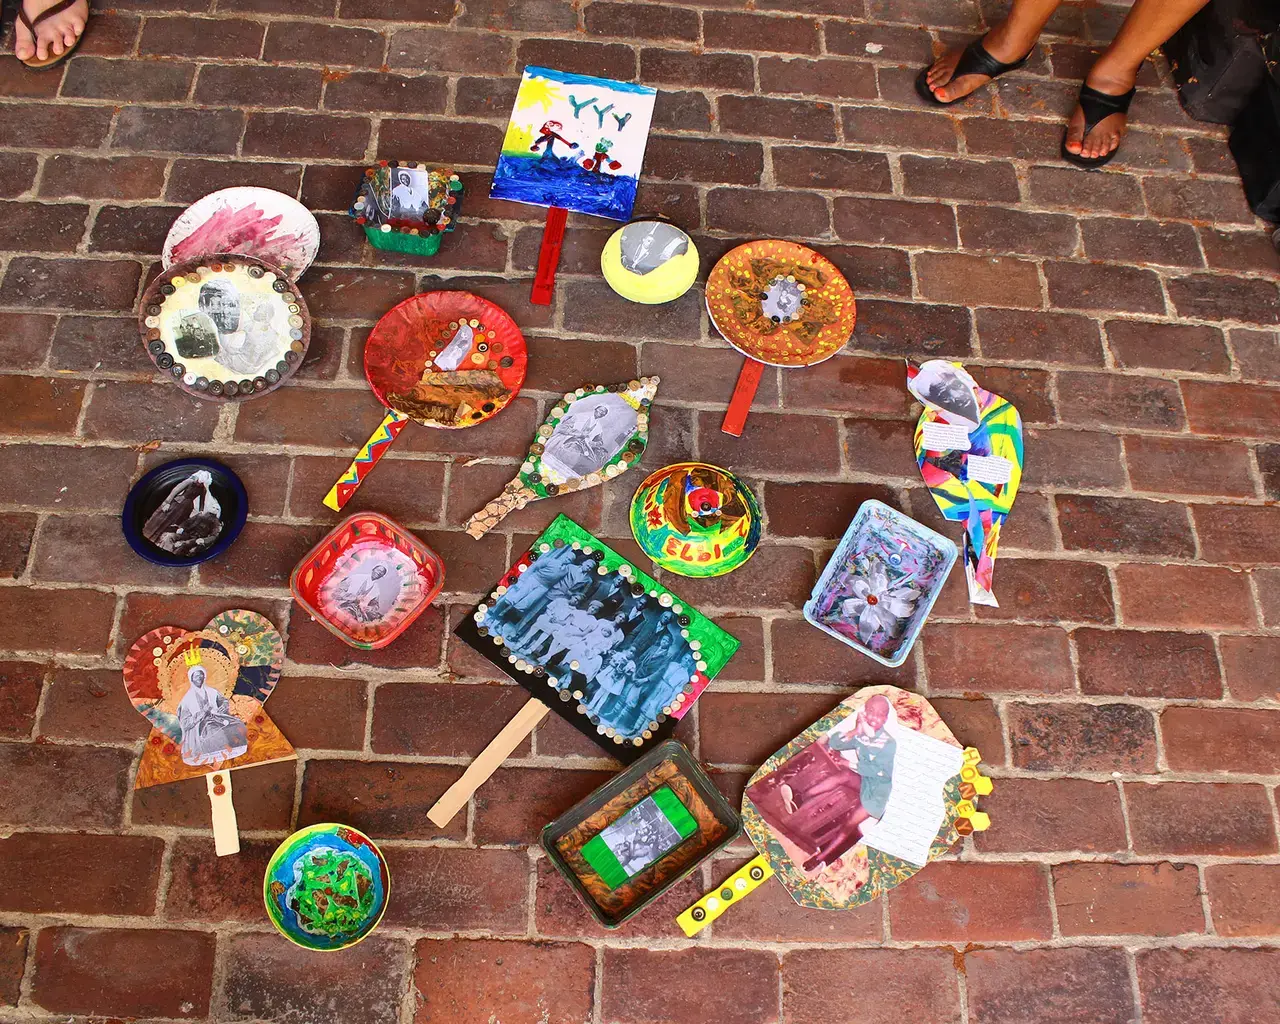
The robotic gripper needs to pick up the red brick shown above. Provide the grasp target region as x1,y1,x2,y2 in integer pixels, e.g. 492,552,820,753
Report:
1046,261,1167,315
39,667,150,742
923,624,1074,692
961,116,1065,161
1163,706,1280,773
1200,226,1280,272
975,308,1104,365
842,104,960,153
1170,273,1280,325
83,381,222,443
0,587,115,656
1054,861,1202,936
193,63,323,108
142,449,292,516
1103,320,1230,375
902,155,1020,202
32,513,190,586
759,56,877,99
772,146,892,192
1195,504,1280,564
264,674,366,750
889,862,1052,941
707,186,830,236
516,38,636,79
824,242,914,296
0,833,163,914
168,158,302,203
32,927,214,1018
842,416,918,476
974,778,1127,853
1116,563,1255,629
325,71,448,114
916,252,1042,308
300,759,464,840
133,759,295,831
90,203,185,254
652,88,714,131
699,690,843,767
1182,380,1280,440
705,10,819,53
371,682,534,757
931,696,1005,759
1258,568,1280,626
957,204,1079,257
1076,628,1221,698
0,376,79,436
244,112,371,160
1262,444,1280,498
140,14,262,57
764,481,901,539
975,558,1114,624
389,27,513,72
290,604,443,676
0,513,34,577
786,949,960,1023
0,661,42,738
0,312,54,368
0,257,140,311
1144,176,1255,225
974,365,1055,423
113,106,245,155
0,927,24,1006
164,836,276,922
1009,701,1157,772
0,102,114,149
341,0,452,18
1205,864,1280,935
461,0,577,30
1028,165,1144,214
263,21,382,66
772,617,918,687
289,455,445,524
473,766,615,845
1139,947,1280,1024
697,409,841,476
1081,217,1203,268
384,846,528,931
1022,427,1126,489
586,1,698,41
825,20,931,60
117,593,287,659
224,934,407,1024
1129,782,1276,855
1220,635,1280,701
1057,494,1194,555
605,948,780,1024
59,54,192,101
45,154,167,200
966,947,1134,1024
1124,435,1256,497
640,47,755,90
855,298,973,358
416,939,595,1024
834,196,957,247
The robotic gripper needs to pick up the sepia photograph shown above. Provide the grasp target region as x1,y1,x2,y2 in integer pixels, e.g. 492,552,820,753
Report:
485,545,697,739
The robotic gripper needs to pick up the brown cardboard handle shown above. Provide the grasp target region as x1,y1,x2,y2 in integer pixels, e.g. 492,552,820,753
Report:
464,484,532,539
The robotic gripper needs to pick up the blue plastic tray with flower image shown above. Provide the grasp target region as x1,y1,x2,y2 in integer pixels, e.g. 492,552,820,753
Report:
804,500,958,668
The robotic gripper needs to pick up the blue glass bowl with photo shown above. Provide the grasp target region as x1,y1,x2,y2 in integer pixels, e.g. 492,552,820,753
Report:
804,500,957,667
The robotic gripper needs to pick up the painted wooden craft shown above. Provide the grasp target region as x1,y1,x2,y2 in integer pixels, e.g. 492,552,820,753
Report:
706,240,857,437
324,291,528,511
678,686,992,935
123,610,293,856
464,377,659,539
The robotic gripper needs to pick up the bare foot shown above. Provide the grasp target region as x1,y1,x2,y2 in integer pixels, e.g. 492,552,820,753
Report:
924,24,1036,103
15,0,89,64
1064,61,1137,161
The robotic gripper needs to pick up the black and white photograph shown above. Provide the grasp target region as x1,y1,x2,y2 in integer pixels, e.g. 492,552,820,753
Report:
619,221,689,276
220,297,284,375
908,360,982,428
173,311,220,359
198,279,241,334
540,393,639,480
329,549,413,625
389,166,439,222
484,545,697,739
596,794,684,876
142,469,224,557
176,659,248,767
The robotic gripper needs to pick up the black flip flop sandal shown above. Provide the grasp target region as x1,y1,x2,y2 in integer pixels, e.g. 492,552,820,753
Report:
1061,83,1136,169
18,0,89,71
916,38,1031,107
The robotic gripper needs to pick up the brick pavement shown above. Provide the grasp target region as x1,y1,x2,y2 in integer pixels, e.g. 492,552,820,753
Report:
1,0,1280,1021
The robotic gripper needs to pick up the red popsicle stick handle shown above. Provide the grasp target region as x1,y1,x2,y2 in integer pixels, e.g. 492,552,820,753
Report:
530,206,569,306
721,358,765,437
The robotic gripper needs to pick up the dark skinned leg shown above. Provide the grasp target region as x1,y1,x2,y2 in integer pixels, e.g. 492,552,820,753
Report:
924,0,1064,103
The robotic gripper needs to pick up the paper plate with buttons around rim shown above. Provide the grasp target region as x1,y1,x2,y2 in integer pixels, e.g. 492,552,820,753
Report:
162,187,320,280
629,462,762,578
138,254,311,402
265,823,390,951
707,240,856,437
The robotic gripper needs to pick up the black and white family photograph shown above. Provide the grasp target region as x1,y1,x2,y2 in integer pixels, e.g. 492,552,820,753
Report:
540,393,638,480
486,544,697,739
142,469,224,557
597,794,684,876
169,280,290,376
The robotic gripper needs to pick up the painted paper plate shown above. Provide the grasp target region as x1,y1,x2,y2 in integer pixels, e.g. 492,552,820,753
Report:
163,187,320,280
364,291,528,430
264,823,389,951
601,221,699,304
121,457,247,567
706,240,856,368
630,462,761,578
139,254,311,402
290,512,445,650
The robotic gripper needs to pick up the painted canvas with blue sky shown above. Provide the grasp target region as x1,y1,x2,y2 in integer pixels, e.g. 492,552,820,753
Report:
491,66,657,221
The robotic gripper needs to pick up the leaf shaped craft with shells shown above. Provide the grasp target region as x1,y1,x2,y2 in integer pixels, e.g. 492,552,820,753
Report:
465,377,660,539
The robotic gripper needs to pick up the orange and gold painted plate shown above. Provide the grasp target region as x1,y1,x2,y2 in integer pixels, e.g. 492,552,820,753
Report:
705,240,856,368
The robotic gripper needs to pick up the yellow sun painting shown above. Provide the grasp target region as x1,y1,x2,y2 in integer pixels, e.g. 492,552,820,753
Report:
513,74,564,112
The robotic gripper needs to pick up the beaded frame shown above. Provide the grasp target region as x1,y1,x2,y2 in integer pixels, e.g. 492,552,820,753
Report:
453,514,739,763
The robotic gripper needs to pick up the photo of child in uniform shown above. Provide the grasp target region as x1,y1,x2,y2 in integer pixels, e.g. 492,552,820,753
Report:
486,546,696,739
177,657,249,767
746,695,898,874
142,469,224,557
540,394,638,480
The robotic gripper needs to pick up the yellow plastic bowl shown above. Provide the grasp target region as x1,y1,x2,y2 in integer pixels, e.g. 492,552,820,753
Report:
601,221,699,304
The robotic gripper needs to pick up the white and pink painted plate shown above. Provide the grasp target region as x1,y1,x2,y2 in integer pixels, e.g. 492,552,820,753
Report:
162,187,320,280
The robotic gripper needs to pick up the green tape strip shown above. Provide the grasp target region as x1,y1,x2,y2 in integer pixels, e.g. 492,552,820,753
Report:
581,787,698,890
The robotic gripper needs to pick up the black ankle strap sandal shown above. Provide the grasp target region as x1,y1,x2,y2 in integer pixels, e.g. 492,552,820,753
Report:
1061,83,1137,169
915,38,1031,107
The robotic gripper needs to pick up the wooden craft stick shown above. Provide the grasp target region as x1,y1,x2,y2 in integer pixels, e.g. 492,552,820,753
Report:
464,484,531,539
207,770,240,857
721,358,766,437
323,410,412,511
530,207,569,306
427,698,551,828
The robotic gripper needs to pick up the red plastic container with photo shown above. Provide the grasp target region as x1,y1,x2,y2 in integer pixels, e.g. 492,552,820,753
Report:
290,512,444,650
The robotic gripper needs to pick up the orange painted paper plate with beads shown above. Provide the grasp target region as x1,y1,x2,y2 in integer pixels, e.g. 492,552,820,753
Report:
706,240,856,436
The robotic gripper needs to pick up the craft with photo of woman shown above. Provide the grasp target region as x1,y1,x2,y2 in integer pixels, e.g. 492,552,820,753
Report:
142,468,224,558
